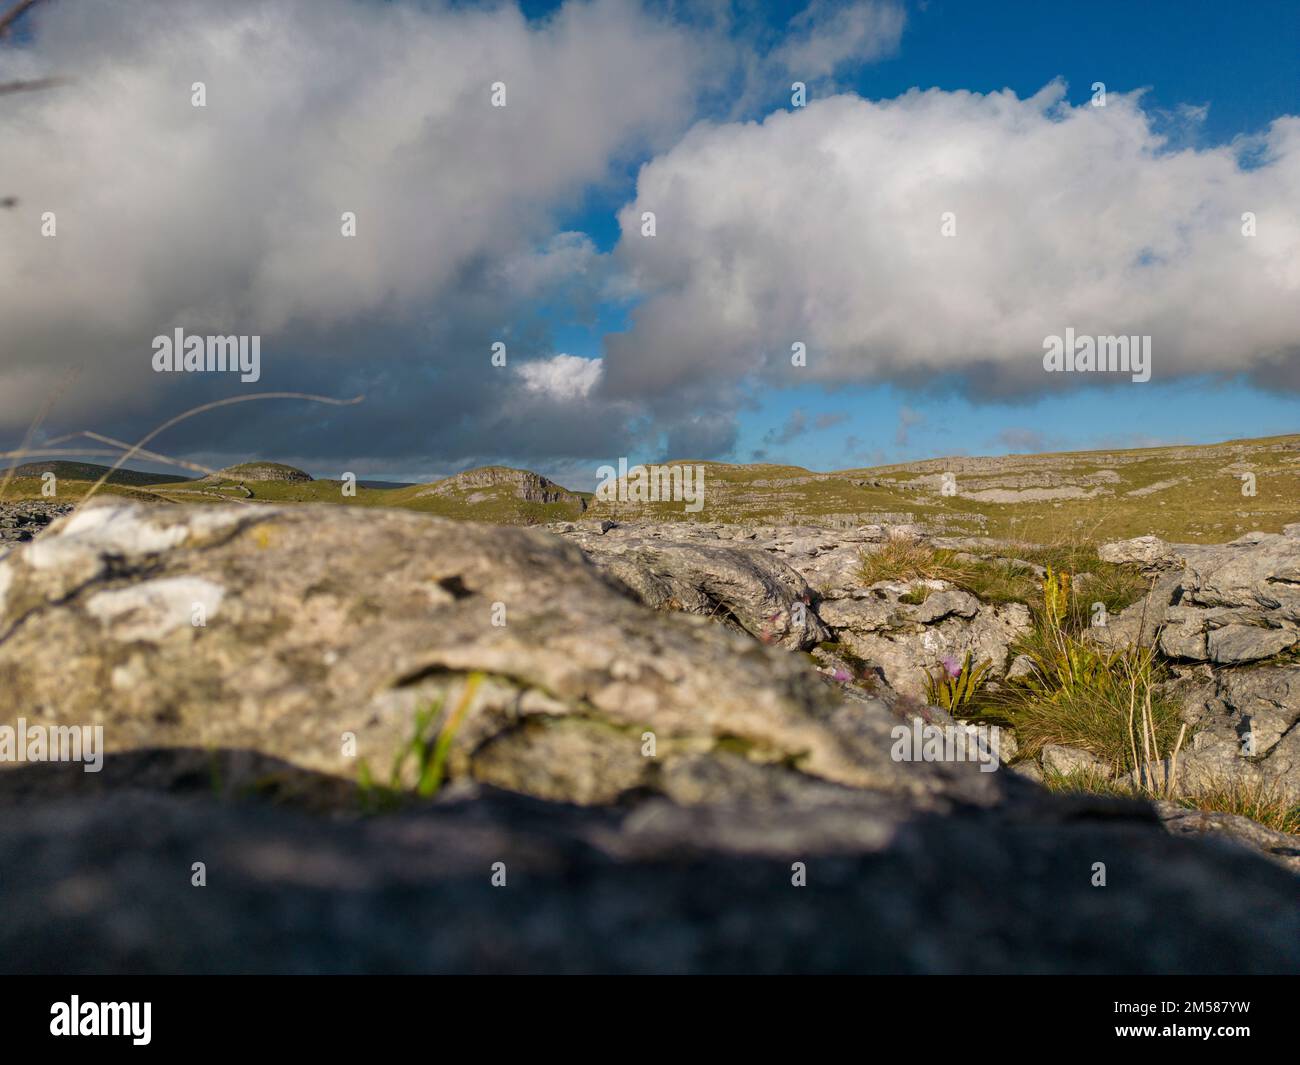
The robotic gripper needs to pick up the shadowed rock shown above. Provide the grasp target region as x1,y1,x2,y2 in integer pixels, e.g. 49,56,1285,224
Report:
1,786,1297,974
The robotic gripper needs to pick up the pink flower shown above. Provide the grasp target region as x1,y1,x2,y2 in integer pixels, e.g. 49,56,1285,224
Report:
942,655,961,678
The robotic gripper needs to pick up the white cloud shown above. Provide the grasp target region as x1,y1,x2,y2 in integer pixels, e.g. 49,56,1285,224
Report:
517,353,603,401
604,82,1300,403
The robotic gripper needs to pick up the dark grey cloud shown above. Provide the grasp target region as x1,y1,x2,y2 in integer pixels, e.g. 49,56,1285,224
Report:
0,0,712,474
662,413,739,461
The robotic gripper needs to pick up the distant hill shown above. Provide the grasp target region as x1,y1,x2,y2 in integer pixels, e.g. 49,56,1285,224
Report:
390,466,589,522
3,461,190,486
575,434,1300,542
5,436,1294,542
204,462,313,483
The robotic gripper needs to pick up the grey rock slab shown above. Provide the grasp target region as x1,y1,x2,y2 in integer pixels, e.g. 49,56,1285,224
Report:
1182,533,1300,619
1207,623,1299,665
1099,535,1179,568
907,589,980,625
1041,744,1110,777
559,533,831,650
1169,664,1300,803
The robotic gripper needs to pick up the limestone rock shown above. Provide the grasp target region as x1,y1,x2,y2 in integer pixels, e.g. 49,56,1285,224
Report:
0,501,74,547
209,462,312,483
1098,535,1178,568
1142,531,1300,665
1041,744,1110,777
417,466,586,507
1166,665,1300,803
1153,801,1300,874
0,501,982,809
821,584,1030,700
556,526,830,650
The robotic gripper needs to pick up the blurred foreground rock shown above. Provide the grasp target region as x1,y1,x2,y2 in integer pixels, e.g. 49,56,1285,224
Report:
1,785,1297,974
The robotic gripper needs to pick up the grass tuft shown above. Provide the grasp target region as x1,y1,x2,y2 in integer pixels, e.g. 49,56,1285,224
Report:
856,537,972,587
857,535,1145,610
1171,778,1300,835
971,570,1184,772
357,673,485,810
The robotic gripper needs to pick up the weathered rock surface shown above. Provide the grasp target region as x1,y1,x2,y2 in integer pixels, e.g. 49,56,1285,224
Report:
555,524,830,650
0,501,74,545
1154,801,1300,874
2,502,1297,974
1132,528,1300,665
1161,665,1300,804
1041,744,1109,777
0,502,985,808
209,462,313,483
822,584,1030,699
1088,529,1300,804
554,521,1031,697
1098,535,1180,568
556,519,888,600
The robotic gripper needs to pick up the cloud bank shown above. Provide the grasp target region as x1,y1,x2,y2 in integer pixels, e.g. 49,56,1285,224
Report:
0,1,1296,478
605,82,1300,407
0,0,706,468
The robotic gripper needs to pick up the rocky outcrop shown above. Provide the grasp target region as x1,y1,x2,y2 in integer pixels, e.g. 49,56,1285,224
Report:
1098,534,1181,568
2,501,1297,974
1087,529,1300,803
419,466,585,508
1157,665,1300,804
1154,800,1300,874
817,582,1030,699
0,501,979,808
554,521,1031,698
210,462,313,483
555,523,831,650
1158,529,1300,665
1096,529,1300,666
1041,743,1109,777
0,501,73,546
